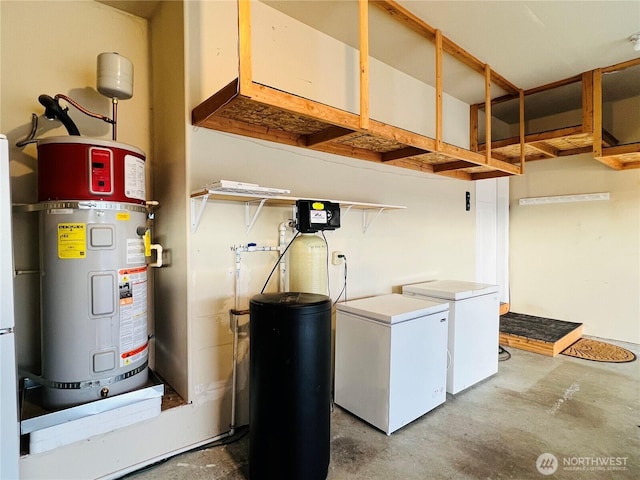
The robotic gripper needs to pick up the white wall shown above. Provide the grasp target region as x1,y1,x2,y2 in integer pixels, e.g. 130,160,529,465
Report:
605,95,640,144
252,1,471,147
510,154,640,343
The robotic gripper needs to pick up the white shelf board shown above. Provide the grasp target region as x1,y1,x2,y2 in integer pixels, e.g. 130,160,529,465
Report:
190,189,406,233
519,192,610,206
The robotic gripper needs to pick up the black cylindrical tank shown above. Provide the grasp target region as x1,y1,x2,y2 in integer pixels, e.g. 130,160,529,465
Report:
249,292,332,480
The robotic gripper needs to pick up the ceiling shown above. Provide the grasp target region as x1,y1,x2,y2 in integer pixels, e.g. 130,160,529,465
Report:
263,1,639,109
397,1,639,91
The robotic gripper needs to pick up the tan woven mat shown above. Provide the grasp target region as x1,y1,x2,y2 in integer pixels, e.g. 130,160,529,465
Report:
561,338,636,363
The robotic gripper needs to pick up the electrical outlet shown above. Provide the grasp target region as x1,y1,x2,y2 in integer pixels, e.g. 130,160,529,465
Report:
332,251,344,265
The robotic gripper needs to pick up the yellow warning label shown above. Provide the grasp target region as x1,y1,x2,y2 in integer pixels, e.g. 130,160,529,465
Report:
57,223,86,259
116,212,130,221
312,202,325,210
144,230,151,257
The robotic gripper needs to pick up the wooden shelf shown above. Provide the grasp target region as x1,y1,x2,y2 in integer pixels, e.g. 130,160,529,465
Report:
478,127,620,163
191,1,524,182
190,189,406,234
193,79,521,182
473,59,640,170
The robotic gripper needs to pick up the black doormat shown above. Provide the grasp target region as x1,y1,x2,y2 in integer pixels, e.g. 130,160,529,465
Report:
500,312,583,343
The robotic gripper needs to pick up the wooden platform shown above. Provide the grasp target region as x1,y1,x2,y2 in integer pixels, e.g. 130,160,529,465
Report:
499,312,583,357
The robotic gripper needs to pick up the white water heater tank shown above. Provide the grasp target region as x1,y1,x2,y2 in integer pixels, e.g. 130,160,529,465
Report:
289,234,328,295
37,137,149,409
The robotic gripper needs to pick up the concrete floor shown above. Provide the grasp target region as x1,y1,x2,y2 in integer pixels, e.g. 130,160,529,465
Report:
126,339,639,480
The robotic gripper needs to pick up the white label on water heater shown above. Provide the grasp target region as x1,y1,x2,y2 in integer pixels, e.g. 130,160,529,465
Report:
124,155,146,201
118,266,148,367
127,238,145,265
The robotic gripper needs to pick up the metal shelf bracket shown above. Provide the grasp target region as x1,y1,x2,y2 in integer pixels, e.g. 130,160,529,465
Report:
189,190,405,234
245,198,268,233
190,194,210,233
362,207,385,233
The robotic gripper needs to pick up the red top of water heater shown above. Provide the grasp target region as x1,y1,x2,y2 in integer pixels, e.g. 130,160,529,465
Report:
37,136,146,204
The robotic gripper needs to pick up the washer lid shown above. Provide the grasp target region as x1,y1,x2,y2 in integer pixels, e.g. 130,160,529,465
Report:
403,280,498,300
336,293,448,324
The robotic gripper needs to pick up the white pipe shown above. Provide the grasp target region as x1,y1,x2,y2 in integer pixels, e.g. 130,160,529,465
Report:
279,222,288,291
229,309,241,434
228,242,283,434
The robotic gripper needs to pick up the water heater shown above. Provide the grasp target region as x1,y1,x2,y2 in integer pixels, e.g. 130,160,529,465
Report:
37,136,151,409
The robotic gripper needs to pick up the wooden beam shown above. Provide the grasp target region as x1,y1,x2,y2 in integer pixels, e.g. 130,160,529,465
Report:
238,0,252,95
372,0,519,94
192,78,240,126
519,89,525,174
471,170,514,180
471,92,519,111
490,150,514,163
557,146,592,157
582,71,593,134
602,143,640,157
598,144,640,170
436,170,473,181
371,0,435,40
248,83,361,131
484,64,491,164
440,143,521,175
200,114,383,163
470,104,479,151
304,126,354,147
433,160,477,172
594,156,623,170
367,119,438,152
359,0,370,129
519,153,548,162
528,141,558,158
621,161,640,170
435,30,443,151
602,130,619,147
381,147,427,162
478,126,585,150
523,73,582,96
601,57,640,74
196,114,310,147
592,69,603,158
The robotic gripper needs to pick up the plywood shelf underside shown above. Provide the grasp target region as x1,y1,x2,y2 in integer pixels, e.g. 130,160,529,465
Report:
479,127,640,170
193,79,520,182
191,0,524,182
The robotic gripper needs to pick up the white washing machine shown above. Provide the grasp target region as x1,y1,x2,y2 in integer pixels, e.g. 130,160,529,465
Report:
334,294,449,435
402,280,499,395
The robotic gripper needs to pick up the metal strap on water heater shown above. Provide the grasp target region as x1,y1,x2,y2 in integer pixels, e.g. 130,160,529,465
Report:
42,361,148,390
15,201,149,214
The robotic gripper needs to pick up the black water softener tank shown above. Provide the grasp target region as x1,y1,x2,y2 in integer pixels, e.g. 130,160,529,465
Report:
249,292,332,480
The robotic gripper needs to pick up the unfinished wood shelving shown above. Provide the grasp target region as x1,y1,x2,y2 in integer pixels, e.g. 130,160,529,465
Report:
474,58,640,170
191,0,525,181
